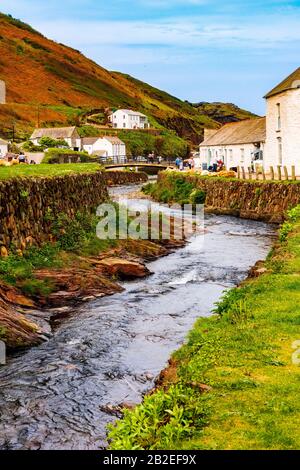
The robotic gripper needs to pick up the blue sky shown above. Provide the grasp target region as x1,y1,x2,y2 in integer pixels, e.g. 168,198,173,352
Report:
2,0,300,114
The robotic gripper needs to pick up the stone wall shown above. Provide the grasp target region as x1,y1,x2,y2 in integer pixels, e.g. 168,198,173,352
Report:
0,170,148,252
158,172,300,223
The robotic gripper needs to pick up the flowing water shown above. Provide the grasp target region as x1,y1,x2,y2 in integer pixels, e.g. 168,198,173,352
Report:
0,184,275,450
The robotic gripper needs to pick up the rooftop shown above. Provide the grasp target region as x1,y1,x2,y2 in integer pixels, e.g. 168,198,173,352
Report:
114,109,147,118
103,136,125,144
82,137,100,145
200,117,266,147
265,67,300,99
30,126,79,140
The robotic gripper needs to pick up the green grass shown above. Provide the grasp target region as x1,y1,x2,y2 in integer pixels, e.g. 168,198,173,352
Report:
142,174,206,205
108,206,300,450
0,163,103,179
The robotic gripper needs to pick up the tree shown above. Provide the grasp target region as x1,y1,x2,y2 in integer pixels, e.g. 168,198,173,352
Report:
39,136,68,148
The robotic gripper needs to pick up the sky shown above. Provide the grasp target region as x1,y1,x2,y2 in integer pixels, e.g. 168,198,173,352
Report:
2,0,300,114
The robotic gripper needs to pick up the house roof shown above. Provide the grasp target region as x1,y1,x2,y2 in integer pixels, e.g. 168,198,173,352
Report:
82,137,101,145
265,67,300,99
30,126,79,140
200,118,266,147
114,109,147,118
103,136,125,145
0,138,8,145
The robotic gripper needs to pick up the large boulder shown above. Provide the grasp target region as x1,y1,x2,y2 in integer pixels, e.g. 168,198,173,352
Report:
98,257,151,279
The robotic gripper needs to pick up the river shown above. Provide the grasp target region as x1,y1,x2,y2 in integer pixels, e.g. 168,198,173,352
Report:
0,184,275,450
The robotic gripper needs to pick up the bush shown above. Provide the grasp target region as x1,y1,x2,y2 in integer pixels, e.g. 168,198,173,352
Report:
43,148,89,163
38,136,68,148
190,189,206,204
143,174,206,206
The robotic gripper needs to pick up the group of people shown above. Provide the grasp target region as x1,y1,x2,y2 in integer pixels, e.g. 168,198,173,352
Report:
208,158,224,173
2,153,37,165
175,157,195,171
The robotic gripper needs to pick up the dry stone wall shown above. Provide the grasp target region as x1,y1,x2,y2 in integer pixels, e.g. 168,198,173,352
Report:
0,170,148,252
158,173,300,223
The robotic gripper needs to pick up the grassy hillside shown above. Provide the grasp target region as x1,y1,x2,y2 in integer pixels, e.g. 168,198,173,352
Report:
192,102,258,124
0,12,255,144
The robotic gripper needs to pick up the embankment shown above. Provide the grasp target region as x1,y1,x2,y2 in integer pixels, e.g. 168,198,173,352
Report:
108,204,300,450
0,170,150,349
0,170,147,252
156,172,300,223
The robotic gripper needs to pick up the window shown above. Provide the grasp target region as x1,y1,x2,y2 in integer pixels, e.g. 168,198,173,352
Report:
240,148,245,164
277,137,283,165
229,149,233,162
123,115,126,119
123,123,126,128
277,103,281,130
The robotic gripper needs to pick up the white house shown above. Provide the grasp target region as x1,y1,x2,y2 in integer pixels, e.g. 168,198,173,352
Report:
264,67,300,175
82,136,126,161
0,138,8,158
30,126,82,150
199,67,300,175
199,118,266,170
109,109,149,129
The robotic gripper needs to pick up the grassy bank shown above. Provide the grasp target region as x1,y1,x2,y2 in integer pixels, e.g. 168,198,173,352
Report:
108,205,300,450
142,173,207,205
0,163,102,179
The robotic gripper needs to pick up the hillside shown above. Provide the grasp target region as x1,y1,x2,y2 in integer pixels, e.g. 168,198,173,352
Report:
192,101,258,124
0,12,256,144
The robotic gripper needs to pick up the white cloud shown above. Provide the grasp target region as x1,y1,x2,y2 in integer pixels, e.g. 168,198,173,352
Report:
31,13,300,53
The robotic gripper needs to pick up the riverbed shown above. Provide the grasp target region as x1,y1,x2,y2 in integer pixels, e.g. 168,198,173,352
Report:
0,185,275,450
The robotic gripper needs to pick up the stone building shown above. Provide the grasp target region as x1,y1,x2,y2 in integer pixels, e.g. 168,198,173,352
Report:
264,67,300,176
0,80,6,104
200,67,300,175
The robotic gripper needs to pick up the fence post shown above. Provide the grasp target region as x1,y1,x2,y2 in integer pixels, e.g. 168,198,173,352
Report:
237,166,241,179
270,166,275,180
262,168,266,181
277,165,282,181
248,167,252,180
283,166,289,181
292,166,296,180
241,167,246,179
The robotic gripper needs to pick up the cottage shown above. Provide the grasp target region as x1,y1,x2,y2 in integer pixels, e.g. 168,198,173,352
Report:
0,138,8,158
109,109,149,129
82,136,126,162
30,126,81,150
264,67,300,175
199,118,266,170
200,67,300,175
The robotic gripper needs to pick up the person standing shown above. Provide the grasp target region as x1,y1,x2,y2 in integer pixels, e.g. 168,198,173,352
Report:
175,157,181,169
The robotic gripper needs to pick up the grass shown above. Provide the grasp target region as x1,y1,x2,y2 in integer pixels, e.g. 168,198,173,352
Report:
142,174,206,205
0,163,103,179
108,205,300,450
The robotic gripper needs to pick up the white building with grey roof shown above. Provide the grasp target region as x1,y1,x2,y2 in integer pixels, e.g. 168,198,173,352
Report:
109,109,149,129
200,67,300,175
